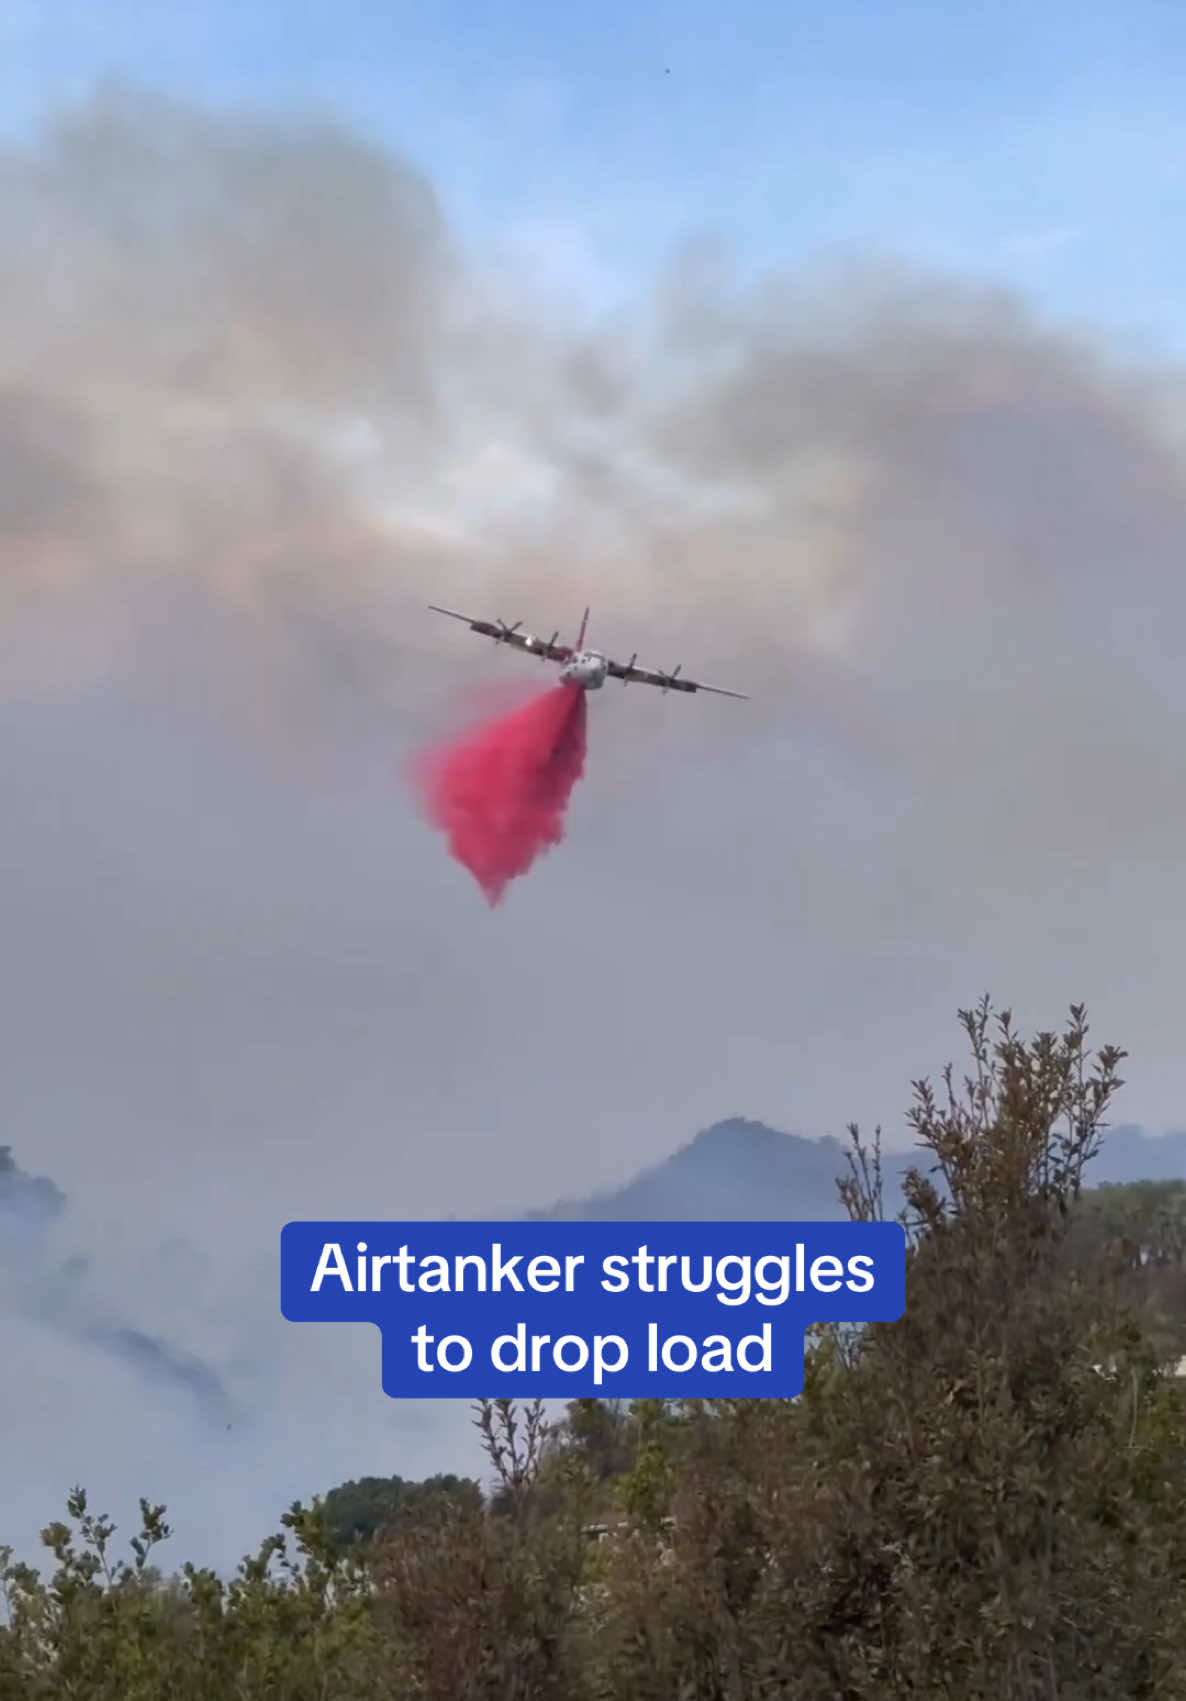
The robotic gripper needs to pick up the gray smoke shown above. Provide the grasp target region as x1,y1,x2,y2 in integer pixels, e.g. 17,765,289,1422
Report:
5,87,1186,838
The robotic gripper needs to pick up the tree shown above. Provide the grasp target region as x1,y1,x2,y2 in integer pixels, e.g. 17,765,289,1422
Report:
371,1399,596,1701
319,1472,481,1551
1070,1179,1186,1359
586,1000,1186,1700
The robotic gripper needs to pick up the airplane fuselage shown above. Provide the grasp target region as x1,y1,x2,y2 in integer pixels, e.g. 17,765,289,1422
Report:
559,648,608,690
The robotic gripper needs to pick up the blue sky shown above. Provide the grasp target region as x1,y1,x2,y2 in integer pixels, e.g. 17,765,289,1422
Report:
5,0,1186,347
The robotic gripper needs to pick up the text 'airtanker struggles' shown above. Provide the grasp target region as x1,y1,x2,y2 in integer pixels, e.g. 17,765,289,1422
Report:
309,1241,877,1307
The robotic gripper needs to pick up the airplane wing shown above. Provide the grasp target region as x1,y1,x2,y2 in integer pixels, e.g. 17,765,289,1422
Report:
605,656,749,699
428,605,574,662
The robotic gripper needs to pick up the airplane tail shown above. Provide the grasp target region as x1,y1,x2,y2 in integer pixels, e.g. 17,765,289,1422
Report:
575,606,590,649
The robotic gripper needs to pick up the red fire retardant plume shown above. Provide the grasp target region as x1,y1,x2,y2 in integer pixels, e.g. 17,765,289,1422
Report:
413,683,588,904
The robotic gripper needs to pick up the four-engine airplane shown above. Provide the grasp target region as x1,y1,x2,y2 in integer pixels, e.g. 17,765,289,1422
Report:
428,604,748,700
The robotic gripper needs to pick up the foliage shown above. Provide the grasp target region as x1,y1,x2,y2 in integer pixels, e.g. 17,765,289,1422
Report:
5,999,1186,1698
320,1472,481,1552
1069,1177,1186,1359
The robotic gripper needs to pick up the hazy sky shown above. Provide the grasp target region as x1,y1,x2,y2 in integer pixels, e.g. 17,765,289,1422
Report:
4,0,1186,1571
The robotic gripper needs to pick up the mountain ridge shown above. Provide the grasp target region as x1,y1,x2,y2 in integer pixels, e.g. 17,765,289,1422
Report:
529,1117,1186,1222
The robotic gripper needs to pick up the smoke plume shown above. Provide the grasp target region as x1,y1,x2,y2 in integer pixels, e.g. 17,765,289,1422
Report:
5,84,1186,878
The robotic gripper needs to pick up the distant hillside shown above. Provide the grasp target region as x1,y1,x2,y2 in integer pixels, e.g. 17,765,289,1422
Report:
530,1118,1186,1223
1086,1127,1186,1182
0,1148,232,1419
533,1118,913,1222
0,1145,65,1243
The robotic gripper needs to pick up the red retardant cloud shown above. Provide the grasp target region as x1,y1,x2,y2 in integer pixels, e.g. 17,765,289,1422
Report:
412,683,588,904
